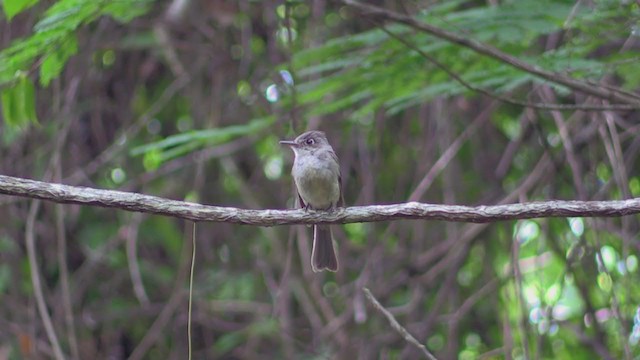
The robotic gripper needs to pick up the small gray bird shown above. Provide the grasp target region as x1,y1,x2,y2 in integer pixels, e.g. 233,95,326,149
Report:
280,131,343,272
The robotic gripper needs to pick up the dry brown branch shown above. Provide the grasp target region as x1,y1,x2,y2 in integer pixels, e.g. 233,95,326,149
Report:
363,288,437,360
2,175,640,225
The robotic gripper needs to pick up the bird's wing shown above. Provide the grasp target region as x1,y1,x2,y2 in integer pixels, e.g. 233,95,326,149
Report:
331,150,345,207
297,191,306,209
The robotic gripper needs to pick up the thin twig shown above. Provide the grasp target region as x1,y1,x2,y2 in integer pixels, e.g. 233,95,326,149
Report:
538,86,586,198
55,204,79,360
378,25,633,111
188,222,196,360
512,227,530,360
343,0,640,107
127,222,193,360
125,214,149,304
26,200,66,360
592,232,632,360
53,77,81,360
363,287,437,360
64,75,190,184
408,101,493,201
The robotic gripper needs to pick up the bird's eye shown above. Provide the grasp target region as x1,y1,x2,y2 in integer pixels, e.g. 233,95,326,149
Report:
306,138,315,145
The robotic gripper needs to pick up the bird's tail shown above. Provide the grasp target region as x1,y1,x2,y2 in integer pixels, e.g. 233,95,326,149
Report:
312,225,338,272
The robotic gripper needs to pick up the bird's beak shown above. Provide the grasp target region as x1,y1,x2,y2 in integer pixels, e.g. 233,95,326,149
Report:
279,140,298,147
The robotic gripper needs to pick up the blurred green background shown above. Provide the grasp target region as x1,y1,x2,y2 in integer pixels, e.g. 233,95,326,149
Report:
1,0,640,358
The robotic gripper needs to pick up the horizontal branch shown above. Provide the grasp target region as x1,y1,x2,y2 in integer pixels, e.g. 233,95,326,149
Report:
1,175,639,226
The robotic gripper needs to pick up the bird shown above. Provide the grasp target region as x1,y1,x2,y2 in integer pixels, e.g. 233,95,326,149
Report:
280,131,343,272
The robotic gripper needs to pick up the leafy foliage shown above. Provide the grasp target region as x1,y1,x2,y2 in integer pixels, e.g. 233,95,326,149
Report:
293,0,639,120
130,116,275,170
1,0,39,20
1,0,640,358
0,0,152,129
0,72,38,128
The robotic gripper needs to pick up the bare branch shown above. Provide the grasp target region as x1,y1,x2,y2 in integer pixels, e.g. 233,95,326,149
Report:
363,288,438,360
1,175,640,225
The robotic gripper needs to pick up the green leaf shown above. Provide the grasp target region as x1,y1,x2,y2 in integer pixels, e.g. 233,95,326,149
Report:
0,264,11,295
1,0,38,21
214,332,245,355
19,74,38,125
33,6,85,32
248,318,278,336
39,34,78,86
0,73,38,128
1,0,153,88
103,0,152,23
130,116,275,157
0,86,18,127
142,149,162,171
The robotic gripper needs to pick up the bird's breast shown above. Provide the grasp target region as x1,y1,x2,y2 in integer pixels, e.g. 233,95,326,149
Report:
292,156,340,209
